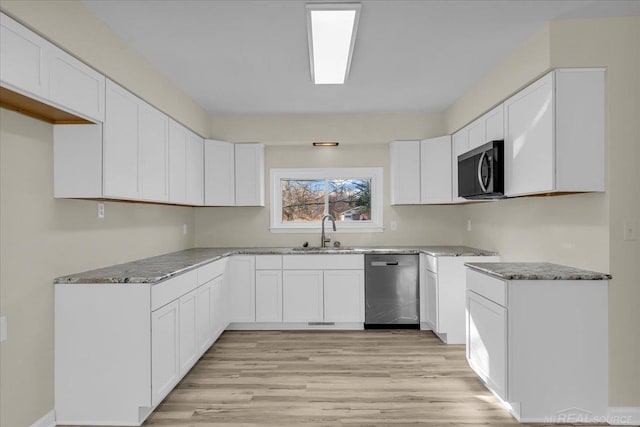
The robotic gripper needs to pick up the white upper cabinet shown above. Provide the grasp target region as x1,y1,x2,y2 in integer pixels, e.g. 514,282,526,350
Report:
451,129,468,203
204,140,235,206
138,100,169,202
1,13,50,99
390,140,421,205
103,80,139,199
1,13,105,123
168,120,187,204
484,104,504,142
420,136,452,204
467,118,486,152
504,69,605,197
234,143,265,206
185,131,204,206
49,48,105,123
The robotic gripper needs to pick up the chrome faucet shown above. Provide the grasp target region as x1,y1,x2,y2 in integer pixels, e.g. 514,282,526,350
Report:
321,214,336,248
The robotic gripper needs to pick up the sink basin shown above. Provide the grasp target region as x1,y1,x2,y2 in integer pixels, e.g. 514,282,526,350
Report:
291,246,353,252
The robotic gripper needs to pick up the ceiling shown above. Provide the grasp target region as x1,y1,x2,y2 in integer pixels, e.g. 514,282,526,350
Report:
82,0,640,116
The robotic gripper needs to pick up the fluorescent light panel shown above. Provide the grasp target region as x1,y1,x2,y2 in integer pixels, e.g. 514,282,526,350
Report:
313,142,339,147
306,4,361,85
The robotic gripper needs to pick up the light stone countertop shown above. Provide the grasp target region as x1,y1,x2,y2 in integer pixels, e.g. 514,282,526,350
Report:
53,246,497,284
465,262,611,281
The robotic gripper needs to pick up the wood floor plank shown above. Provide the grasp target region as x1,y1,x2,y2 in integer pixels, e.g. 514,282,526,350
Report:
59,330,606,426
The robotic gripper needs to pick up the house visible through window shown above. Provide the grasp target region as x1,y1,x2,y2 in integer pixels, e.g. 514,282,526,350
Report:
270,168,383,232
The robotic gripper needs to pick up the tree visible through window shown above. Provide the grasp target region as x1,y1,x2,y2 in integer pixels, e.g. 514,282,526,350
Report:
281,178,372,223
270,167,383,232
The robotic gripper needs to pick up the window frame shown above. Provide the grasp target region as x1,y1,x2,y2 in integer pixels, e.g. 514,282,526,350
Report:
270,167,384,233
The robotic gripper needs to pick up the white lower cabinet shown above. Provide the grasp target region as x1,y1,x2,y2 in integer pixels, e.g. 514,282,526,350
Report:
55,258,228,425
255,270,283,322
211,275,228,339
419,253,499,344
280,255,365,326
466,290,507,399
151,300,180,406
178,289,199,376
227,255,256,323
282,270,324,322
465,268,608,422
323,270,364,322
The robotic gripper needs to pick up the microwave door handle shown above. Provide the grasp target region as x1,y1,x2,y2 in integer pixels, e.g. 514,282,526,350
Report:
477,151,488,193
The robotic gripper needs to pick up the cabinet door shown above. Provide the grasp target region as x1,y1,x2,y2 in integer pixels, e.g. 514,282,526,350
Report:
139,101,168,202
151,300,180,406
323,270,364,323
168,120,187,204
466,291,507,400
504,73,554,196
390,140,421,205
420,136,452,204
227,256,256,323
235,143,264,206
282,270,323,322
204,139,235,206
211,275,226,340
49,48,105,122
451,129,468,203
467,119,486,151
0,13,50,99
103,80,139,199
485,104,504,142
425,270,438,330
186,132,204,206
255,270,283,322
197,281,214,355
179,289,198,377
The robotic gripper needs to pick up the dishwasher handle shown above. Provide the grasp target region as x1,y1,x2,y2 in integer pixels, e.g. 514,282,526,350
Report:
371,261,399,266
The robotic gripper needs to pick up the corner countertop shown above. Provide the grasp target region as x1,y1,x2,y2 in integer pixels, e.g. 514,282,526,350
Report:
465,262,611,281
53,245,497,285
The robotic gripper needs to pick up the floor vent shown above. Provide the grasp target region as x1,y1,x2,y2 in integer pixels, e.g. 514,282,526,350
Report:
307,322,335,326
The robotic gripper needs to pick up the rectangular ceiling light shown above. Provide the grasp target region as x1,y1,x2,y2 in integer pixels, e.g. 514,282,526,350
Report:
306,3,361,85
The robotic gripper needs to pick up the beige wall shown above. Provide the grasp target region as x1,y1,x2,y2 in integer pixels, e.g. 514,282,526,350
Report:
0,109,196,427
0,0,211,137
445,16,640,406
211,112,445,145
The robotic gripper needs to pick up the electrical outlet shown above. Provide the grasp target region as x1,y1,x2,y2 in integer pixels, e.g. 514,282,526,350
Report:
467,220,472,231
183,224,188,235
97,202,105,219
390,221,397,231
0,316,7,342
623,220,637,241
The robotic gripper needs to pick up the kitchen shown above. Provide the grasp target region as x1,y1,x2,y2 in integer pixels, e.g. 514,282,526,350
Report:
0,1,639,427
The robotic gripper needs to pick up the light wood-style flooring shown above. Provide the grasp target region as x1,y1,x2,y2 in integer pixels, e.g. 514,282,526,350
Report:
139,330,602,427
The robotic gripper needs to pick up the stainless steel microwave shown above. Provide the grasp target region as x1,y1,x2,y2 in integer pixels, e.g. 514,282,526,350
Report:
457,140,505,200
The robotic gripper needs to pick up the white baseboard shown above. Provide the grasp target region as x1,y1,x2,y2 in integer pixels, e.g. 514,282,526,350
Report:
608,407,640,425
30,410,55,427
228,322,364,330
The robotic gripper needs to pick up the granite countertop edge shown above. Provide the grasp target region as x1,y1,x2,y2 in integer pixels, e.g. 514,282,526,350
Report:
53,246,498,285
465,262,612,281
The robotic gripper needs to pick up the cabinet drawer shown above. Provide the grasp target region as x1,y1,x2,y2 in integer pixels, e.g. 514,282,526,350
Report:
152,270,198,310
424,254,437,273
283,254,363,270
255,255,282,270
197,258,227,286
466,268,506,306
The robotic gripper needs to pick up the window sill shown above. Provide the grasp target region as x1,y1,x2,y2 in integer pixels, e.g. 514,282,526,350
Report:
269,225,384,234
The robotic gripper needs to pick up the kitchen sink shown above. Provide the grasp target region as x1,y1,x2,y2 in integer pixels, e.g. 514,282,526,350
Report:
291,246,354,252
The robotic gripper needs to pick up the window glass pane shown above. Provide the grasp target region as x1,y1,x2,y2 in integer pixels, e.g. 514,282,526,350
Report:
328,178,371,221
281,179,326,222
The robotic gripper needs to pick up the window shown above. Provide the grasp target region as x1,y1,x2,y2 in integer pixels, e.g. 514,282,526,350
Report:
270,168,383,233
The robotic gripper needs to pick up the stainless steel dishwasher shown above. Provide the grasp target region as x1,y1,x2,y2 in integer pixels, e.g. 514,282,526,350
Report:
364,254,419,328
